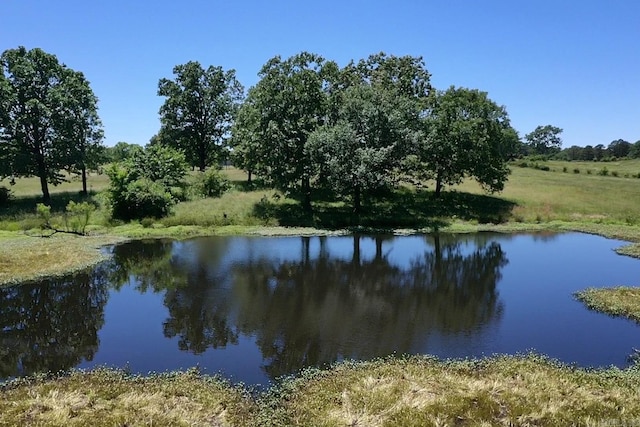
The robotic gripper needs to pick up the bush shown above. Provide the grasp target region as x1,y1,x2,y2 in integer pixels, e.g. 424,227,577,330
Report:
573,168,580,174
198,169,231,198
0,186,12,207
110,178,174,221
64,201,95,234
611,170,619,177
105,145,188,221
562,166,568,173
36,203,51,229
598,167,609,176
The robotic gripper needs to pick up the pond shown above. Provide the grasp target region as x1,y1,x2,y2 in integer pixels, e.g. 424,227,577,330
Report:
1,232,640,387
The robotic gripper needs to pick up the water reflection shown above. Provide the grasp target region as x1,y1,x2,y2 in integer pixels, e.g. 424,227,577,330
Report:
3,232,638,385
230,235,507,378
0,270,109,378
99,235,507,379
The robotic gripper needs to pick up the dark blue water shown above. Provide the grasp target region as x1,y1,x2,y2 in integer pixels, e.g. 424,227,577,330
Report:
1,232,639,387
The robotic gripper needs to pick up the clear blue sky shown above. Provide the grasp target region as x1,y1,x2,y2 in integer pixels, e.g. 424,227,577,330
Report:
2,0,639,148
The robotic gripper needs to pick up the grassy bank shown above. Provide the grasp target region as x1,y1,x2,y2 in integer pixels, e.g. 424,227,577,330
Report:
575,287,640,323
3,355,640,426
4,163,640,285
0,369,254,427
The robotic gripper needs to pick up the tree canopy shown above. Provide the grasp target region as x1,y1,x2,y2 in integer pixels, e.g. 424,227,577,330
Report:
0,46,103,203
231,51,518,212
158,61,243,171
524,125,563,156
414,87,519,196
246,52,331,210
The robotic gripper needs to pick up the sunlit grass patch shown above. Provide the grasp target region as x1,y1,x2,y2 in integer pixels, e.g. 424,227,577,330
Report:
575,287,640,323
0,369,256,427
261,354,640,427
0,172,110,198
162,189,282,227
0,233,123,287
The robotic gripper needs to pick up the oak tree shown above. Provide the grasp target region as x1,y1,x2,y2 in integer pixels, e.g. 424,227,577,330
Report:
0,47,103,203
158,61,243,171
414,87,519,197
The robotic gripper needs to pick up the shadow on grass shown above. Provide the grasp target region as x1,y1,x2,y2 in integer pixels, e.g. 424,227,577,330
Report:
253,188,517,230
0,191,99,217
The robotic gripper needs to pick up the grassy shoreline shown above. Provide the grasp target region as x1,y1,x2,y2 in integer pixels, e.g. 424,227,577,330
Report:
575,287,640,324
3,354,640,426
3,219,640,287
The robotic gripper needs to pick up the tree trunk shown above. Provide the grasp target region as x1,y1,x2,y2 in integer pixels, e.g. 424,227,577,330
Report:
247,170,252,185
353,185,361,216
81,164,88,196
434,172,443,198
36,155,51,205
352,235,361,266
302,177,312,212
198,140,207,172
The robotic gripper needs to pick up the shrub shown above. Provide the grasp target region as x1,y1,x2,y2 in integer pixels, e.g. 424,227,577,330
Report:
573,168,580,174
0,186,12,206
598,167,609,176
198,169,231,198
105,145,188,221
36,203,52,229
611,170,619,177
562,166,568,173
64,201,95,234
110,178,174,221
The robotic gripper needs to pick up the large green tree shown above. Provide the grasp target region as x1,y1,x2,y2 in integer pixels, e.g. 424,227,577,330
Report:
157,61,244,172
524,124,563,156
247,52,333,210
58,70,104,195
309,84,416,214
414,86,519,197
230,93,261,185
0,47,103,203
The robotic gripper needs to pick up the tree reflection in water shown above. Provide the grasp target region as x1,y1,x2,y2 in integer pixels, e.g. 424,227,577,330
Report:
0,234,508,382
147,234,508,380
0,269,109,378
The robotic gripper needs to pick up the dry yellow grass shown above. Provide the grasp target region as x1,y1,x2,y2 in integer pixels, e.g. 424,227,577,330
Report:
0,369,255,427
266,355,640,426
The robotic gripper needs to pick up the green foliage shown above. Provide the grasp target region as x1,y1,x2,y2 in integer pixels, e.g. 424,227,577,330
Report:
309,83,413,213
63,201,95,234
0,46,104,203
109,177,174,221
130,144,188,189
35,203,51,229
414,86,518,196
247,52,331,209
157,61,244,171
525,124,563,155
105,141,143,163
197,168,231,198
106,145,187,220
